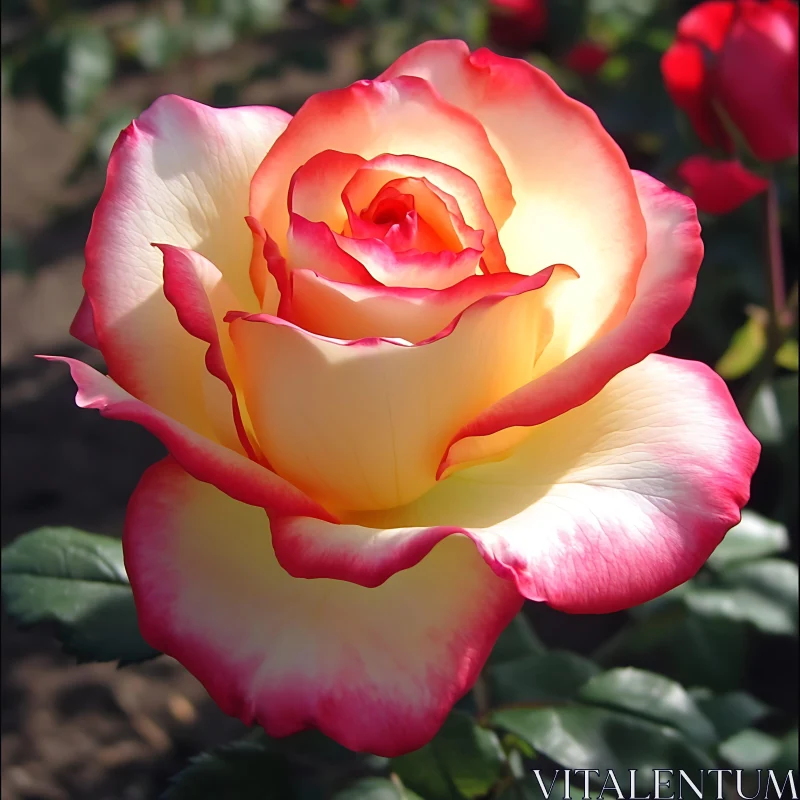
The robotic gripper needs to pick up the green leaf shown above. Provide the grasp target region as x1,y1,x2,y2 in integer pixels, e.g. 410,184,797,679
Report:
26,27,116,120
578,668,718,747
715,312,768,380
775,339,799,371
1,527,160,665
488,650,599,706
333,777,423,800
668,616,748,692
392,712,506,800
706,510,789,568
685,559,799,635
490,706,713,794
273,728,387,772
747,375,799,445
163,740,292,799
612,597,749,690
501,732,536,760
691,691,772,741
719,729,783,769
390,742,454,800
488,613,545,665
773,729,799,773
495,778,543,800
188,17,236,56
594,602,689,665
243,0,287,31
130,15,186,71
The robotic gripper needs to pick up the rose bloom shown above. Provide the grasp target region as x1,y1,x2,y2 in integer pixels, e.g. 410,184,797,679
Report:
488,0,547,50
53,41,759,756
661,0,798,162
563,41,610,76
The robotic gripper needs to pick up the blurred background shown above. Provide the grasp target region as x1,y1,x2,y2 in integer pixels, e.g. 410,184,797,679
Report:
1,0,797,798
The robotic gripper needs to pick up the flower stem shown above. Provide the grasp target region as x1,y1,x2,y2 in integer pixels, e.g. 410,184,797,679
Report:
473,672,491,719
739,179,790,418
765,180,787,323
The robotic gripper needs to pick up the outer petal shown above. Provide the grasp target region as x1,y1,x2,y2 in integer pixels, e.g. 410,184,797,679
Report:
439,171,703,474
125,458,522,756
227,269,563,513
676,0,736,51
69,293,99,349
159,244,262,462
661,40,733,153
381,41,648,357
41,356,333,522
677,156,769,215
246,216,281,315
271,356,759,614
249,75,514,255
282,269,534,342
716,0,799,162
85,96,290,435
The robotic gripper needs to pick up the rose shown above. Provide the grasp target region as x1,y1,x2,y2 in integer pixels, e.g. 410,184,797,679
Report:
563,41,610,76
488,0,547,50
54,40,759,757
661,0,799,163
677,154,769,214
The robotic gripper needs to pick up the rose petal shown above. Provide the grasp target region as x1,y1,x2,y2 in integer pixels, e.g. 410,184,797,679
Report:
227,268,563,512
381,41,648,357
271,355,759,614
661,39,734,153
332,234,484,290
159,244,263,461
246,216,281,314
342,154,506,272
125,457,521,756
716,0,799,162
287,215,379,286
85,96,289,434
282,269,534,342
678,155,769,215
69,293,99,349
288,150,367,234
250,75,514,256
677,0,737,51
439,171,703,474
347,178,476,255
40,356,332,521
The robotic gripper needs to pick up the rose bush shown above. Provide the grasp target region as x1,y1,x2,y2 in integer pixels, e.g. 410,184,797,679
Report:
661,0,798,162
52,40,759,757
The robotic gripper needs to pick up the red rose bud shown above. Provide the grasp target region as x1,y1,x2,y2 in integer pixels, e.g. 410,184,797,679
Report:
564,41,610,76
662,0,799,162
678,154,770,214
488,0,548,50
